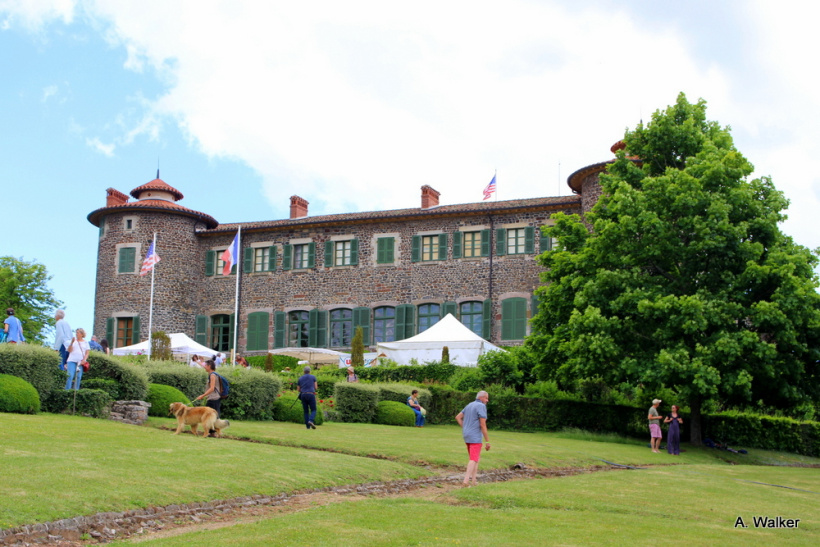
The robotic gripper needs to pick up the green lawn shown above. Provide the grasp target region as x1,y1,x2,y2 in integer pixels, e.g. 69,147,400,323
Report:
3,412,819,545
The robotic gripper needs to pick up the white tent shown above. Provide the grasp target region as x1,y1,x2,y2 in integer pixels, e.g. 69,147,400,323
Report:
377,313,503,366
112,332,217,358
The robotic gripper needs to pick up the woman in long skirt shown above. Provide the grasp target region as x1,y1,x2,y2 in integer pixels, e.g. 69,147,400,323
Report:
664,405,683,455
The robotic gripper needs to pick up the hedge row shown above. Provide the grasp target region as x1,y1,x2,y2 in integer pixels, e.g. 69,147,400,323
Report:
140,361,283,421
332,383,432,423
321,362,459,384
43,389,113,419
701,412,820,457
272,393,326,425
0,344,65,400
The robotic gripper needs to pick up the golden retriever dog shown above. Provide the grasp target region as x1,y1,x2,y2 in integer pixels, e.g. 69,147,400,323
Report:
169,402,230,437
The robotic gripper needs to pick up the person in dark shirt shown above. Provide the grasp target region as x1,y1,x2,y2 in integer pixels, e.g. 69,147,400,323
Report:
297,365,318,430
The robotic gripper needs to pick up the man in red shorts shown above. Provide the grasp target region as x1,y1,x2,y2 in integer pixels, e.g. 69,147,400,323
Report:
456,390,491,487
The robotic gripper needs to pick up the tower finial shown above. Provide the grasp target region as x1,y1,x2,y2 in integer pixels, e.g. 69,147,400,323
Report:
157,157,160,180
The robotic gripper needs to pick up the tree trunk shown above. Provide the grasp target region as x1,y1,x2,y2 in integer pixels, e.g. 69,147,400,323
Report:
689,397,702,446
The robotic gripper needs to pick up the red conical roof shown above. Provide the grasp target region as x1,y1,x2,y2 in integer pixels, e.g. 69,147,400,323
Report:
130,178,184,201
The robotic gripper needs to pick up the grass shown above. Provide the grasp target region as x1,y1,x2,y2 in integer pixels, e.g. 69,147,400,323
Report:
123,465,819,546
4,412,819,544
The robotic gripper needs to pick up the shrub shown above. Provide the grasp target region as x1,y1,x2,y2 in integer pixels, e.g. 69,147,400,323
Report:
147,384,191,417
425,384,471,425
524,380,576,400
0,343,65,401
272,393,325,425
374,400,415,427
42,389,113,418
477,350,521,389
449,367,483,392
82,378,122,400
329,361,459,384
351,326,364,367
334,383,380,423
0,373,40,413
246,354,298,371
83,353,149,400
371,383,431,409
142,361,209,400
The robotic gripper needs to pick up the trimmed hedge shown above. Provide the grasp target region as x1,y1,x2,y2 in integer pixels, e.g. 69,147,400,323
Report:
83,353,149,401
272,393,325,425
334,383,380,423
141,362,283,421
371,383,431,410
147,384,191,417
280,373,337,399
81,378,122,400
321,362,459,385
374,400,415,427
0,343,66,401
42,389,113,419
702,412,820,457
0,373,40,414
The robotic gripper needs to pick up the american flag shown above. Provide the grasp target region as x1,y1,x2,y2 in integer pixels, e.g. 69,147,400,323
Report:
483,174,497,201
140,241,161,276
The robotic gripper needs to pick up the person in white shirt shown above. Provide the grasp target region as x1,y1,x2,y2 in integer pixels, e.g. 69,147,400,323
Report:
65,328,90,390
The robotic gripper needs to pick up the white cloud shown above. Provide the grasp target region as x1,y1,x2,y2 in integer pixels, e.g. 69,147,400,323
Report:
41,84,58,102
0,0,75,31
86,136,115,156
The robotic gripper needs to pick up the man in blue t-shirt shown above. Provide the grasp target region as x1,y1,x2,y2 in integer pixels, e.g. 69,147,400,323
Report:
297,365,318,430
456,390,490,487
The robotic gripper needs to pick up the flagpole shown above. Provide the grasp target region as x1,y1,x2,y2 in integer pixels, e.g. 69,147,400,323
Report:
231,227,241,365
147,232,157,359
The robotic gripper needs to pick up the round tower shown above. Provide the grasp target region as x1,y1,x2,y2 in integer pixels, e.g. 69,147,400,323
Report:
567,141,634,217
87,176,218,349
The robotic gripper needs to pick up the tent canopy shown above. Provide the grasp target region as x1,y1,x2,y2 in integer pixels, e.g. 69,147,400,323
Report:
377,314,503,366
112,332,217,358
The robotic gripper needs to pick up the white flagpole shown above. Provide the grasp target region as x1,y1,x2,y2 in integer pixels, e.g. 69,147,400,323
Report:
231,227,241,365
147,232,157,359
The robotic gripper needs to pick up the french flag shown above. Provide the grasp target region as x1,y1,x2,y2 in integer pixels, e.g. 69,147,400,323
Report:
221,232,240,276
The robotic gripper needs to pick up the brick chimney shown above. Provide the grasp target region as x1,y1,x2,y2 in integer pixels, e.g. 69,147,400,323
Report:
290,195,309,219
106,188,129,207
421,185,440,209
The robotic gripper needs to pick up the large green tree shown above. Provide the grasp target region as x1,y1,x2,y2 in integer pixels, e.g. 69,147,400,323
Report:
0,256,63,345
530,93,820,444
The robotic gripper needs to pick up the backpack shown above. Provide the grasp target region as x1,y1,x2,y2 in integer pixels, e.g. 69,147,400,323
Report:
212,372,230,399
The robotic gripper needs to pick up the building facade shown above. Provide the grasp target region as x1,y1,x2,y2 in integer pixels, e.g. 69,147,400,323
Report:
88,149,611,355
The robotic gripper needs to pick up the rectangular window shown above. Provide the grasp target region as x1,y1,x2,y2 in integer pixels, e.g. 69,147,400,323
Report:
421,235,438,261
376,237,395,264
373,306,396,343
115,317,139,347
118,247,137,274
506,228,527,255
335,241,352,266
254,247,270,272
463,231,481,258
293,244,310,269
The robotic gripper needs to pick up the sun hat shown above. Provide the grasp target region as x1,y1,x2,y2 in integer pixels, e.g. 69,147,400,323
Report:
652,399,662,405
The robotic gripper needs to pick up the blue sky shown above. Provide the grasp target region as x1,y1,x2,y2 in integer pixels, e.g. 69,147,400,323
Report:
3,0,820,340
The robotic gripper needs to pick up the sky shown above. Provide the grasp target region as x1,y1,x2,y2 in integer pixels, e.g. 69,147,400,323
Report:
2,0,820,341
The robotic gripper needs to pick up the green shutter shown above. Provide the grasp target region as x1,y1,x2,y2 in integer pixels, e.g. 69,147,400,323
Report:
353,307,371,345
268,246,277,271
411,235,420,263
324,241,334,267
307,242,316,268
438,233,448,260
540,226,552,252
525,227,535,254
309,309,327,347
481,229,490,257
482,299,493,340
118,247,136,273
452,231,462,259
247,312,269,351
442,301,457,318
195,315,208,345
243,247,253,273
350,238,359,266
106,318,115,347
496,229,506,256
274,311,286,348
131,316,140,345
501,298,526,340
377,237,395,264
396,304,415,339
282,244,292,270
205,250,216,276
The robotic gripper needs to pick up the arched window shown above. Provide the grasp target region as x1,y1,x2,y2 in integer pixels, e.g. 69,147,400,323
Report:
211,314,232,351
459,301,483,336
288,310,309,347
418,303,441,333
330,308,353,347
373,306,396,343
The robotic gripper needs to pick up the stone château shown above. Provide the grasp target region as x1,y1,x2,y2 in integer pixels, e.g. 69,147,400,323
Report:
88,146,614,355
